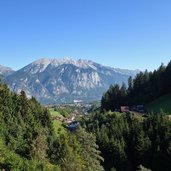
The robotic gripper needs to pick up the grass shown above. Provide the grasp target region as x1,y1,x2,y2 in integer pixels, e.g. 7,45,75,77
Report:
53,120,66,136
48,108,66,136
146,94,171,114
49,108,61,117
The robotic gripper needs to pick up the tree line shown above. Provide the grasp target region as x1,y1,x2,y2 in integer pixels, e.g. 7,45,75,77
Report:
101,61,171,111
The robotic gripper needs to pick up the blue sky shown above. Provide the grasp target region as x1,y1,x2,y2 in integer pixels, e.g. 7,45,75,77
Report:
0,0,171,71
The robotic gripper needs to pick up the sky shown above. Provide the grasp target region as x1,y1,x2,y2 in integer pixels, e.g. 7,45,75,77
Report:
0,0,171,71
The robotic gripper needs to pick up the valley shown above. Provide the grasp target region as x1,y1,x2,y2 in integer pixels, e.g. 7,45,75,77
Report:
1,1,171,170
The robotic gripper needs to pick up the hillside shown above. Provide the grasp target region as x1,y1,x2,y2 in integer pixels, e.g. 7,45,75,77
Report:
0,81,104,171
101,61,171,112
146,94,171,114
85,111,171,171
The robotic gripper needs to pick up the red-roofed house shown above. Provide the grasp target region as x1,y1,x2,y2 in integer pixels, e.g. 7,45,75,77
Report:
121,106,130,113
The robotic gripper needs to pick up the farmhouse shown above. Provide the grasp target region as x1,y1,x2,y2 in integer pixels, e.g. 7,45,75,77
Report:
136,105,145,113
120,106,130,113
68,121,79,130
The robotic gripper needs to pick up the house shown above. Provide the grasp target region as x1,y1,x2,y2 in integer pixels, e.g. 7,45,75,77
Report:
120,106,130,113
64,118,72,123
63,113,76,124
53,115,63,122
68,121,79,130
130,106,137,111
136,105,145,113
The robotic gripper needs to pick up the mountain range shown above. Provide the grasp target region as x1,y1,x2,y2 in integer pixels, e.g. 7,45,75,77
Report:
1,58,139,104
0,65,14,77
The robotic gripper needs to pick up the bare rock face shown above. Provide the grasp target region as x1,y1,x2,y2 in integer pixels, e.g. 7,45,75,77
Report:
4,58,139,104
0,65,14,77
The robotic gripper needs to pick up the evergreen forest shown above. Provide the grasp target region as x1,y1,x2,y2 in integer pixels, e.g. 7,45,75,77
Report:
101,61,171,112
0,81,103,171
83,61,171,171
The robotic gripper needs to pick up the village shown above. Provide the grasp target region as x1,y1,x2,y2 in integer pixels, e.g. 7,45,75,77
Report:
50,102,146,132
49,101,93,131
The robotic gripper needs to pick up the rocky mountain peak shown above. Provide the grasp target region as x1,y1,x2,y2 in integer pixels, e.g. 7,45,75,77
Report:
0,65,14,76
29,58,98,71
4,58,140,104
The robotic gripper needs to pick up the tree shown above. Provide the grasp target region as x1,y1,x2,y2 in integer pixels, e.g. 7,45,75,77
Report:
76,128,104,171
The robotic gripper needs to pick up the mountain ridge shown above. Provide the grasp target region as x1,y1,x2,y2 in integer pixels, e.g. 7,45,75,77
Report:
0,64,14,77
3,58,139,104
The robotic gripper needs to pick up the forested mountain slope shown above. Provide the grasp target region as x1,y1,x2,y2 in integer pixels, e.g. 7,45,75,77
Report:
84,111,171,171
0,80,103,171
82,61,171,171
101,61,171,112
